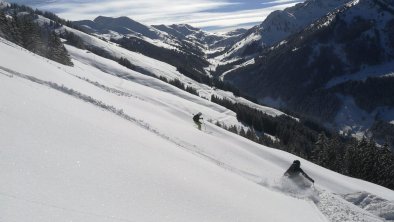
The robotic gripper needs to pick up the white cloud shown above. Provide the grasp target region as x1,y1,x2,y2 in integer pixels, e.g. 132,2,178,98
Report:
40,0,235,20
34,0,301,31
177,3,298,28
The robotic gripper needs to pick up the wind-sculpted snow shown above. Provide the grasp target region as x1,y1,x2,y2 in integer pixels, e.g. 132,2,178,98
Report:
1,37,394,222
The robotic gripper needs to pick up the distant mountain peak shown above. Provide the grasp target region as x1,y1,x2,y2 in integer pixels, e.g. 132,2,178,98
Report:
166,23,202,36
94,15,135,23
93,15,141,26
75,15,162,39
170,24,200,32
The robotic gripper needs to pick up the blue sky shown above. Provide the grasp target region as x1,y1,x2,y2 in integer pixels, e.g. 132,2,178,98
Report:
8,0,303,32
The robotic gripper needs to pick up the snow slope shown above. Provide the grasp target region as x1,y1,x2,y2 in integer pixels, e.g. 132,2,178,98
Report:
51,20,287,118
1,37,393,222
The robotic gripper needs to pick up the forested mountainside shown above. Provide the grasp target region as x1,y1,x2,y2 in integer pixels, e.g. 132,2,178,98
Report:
212,0,352,64
74,16,245,84
0,7,71,65
71,0,394,148
222,0,394,145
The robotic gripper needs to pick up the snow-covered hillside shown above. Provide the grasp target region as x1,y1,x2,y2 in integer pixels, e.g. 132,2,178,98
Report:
218,0,394,143
1,36,394,222
49,19,286,119
74,16,180,50
74,16,239,66
215,0,352,75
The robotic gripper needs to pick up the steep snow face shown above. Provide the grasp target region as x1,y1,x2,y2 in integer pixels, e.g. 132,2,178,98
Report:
1,37,394,222
260,0,352,44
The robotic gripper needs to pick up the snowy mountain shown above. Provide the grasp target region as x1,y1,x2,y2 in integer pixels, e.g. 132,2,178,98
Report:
222,0,394,142
73,16,240,83
1,33,394,222
213,0,351,64
75,16,167,41
73,16,251,80
152,24,246,51
51,20,283,118
2,1,394,221
75,17,244,52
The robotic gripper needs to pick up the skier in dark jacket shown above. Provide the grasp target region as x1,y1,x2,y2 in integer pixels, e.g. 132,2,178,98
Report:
284,160,315,184
193,112,203,130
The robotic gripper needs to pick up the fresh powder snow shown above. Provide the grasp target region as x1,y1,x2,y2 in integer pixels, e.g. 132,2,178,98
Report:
1,37,393,222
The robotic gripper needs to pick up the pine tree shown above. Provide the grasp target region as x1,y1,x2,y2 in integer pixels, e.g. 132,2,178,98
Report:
245,128,258,142
62,31,85,49
45,31,72,65
118,57,135,70
18,17,44,54
0,11,22,44
0,11,9,38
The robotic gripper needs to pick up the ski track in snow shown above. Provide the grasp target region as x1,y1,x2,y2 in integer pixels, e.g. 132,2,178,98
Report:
0,64,263,185
1,65,391,222
0,66,200,153
1,37,394,222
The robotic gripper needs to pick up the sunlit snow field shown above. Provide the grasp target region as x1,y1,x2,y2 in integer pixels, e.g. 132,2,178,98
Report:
1,37,393,222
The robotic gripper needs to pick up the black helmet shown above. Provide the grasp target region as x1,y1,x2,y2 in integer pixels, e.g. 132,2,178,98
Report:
293,160,300,166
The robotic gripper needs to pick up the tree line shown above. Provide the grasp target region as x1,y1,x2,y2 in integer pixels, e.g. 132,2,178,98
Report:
0,6,72,65
211,95,394,190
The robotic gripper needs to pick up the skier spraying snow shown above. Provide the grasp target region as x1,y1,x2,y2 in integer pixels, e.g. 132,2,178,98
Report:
284,160,315,187
193,112,203,130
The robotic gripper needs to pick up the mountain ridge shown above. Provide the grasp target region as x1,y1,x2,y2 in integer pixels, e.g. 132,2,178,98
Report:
221,0,394,143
